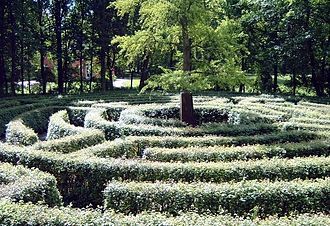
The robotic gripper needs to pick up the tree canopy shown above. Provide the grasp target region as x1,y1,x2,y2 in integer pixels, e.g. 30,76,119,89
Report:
0,0,328,96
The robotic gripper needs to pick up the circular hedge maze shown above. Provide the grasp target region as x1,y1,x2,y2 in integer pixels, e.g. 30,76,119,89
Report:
0,92,329,225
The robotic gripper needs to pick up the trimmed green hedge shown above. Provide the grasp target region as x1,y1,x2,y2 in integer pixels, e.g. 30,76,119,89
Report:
117,131,320,156
0,143,328,207
0,163,62,206
5,120,38,146
67,107,91,126
0,104,46,136
143,140,330,162
33,130,105,153
46,110,85,140
104,178,330,216
84,109,183,140
18,106,66,134
1,200,330,226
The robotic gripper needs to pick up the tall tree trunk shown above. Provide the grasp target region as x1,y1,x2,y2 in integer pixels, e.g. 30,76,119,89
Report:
20,40,24,95
308,39,323,96
55,0,63,94
260,63,272,93
79,45,83,93
100,46,106,92
89,54,93,92
107,50,114,90
79,0,84,93
292,68,296,96
139,54,150,90
9,1,17,95
181,17,192,72
27,55,31,94
273,63,278,93
0,1,6,97
98,0,107,92
37,0,46,95
63,39,69,94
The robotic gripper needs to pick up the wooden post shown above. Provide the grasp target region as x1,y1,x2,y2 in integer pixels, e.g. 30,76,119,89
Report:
180,91,196,126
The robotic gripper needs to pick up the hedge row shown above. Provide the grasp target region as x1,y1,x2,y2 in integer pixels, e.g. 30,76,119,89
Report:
119,107,186,127
5,120,38,146
104,178,330,216
82,131,320,159
84,109,183,140
196,123,278,136
0,163,62,206
33,129,105,153
46,110,86,140
85,108,316,140
0,143,328,206
122,131,319,154
1,200,329,226
0,104,46,136
17,106,66,134
281,122,330,132
143,139,330,162
66,107,92,126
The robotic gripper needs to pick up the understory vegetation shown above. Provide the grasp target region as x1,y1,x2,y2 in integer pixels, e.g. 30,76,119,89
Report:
0,91,329,225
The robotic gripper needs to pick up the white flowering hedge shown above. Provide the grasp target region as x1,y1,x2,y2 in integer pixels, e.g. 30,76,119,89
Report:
0,162,62,206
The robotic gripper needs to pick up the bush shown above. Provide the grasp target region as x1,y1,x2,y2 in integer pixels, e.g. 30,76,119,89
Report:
0,104,45,136
46,110,86,140
123,130,320,152
84,109,184,140
0,162,62,206
67,107,92,126
34,130,105,153
143,139,330,162
18,106,66,134
104,178,330,216
0,200,329,226
5,120,38,146
0,142,328,207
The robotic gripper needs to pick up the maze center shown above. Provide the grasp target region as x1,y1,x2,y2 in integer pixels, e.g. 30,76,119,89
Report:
0,93,329,224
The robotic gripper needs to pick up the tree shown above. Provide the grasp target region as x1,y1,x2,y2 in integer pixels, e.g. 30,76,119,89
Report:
0,0,6,96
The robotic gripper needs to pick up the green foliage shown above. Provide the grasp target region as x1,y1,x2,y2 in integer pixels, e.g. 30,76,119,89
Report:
34,130,105,154
0,142,328,207
0,163,62,206
46,110,85,140
5,120,39,146
104,178,329,216
143,139,330,162
1,200,330,225
142,69,211,92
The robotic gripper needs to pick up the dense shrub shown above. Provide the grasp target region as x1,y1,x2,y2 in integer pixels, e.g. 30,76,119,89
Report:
143,139,330,162
34,130,105,153
0,143,328,207
17,106,66,134
1,200,329,226
5,120,38,146
67,107,92,126
123,130,320,152
104,178,330,216
46,110,86,140
84,109,183,140
0,163,62,206
0,104,45,136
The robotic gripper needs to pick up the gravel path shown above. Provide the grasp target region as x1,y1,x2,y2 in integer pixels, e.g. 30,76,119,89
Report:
113,79,130,88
